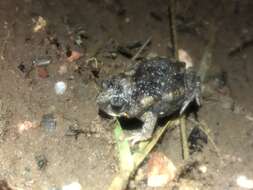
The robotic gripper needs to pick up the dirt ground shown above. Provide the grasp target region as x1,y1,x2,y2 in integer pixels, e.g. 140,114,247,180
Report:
0,0,253,189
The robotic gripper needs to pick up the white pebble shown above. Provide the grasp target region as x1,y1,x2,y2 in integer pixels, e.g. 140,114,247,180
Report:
55,81,67,95
125,17,130,23
198,165,207,173
62,182,82,190
237,175,253,189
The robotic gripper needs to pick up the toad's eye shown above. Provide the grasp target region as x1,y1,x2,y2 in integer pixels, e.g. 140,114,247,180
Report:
111,97,125,111
111,104,122,112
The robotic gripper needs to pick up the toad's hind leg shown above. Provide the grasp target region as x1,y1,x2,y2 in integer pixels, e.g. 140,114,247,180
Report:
180,68,201,115
128,111,157,145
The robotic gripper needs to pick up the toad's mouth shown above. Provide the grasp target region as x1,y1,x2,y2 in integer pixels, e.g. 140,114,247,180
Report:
99,105,129,118
97,101,128,117
106,109,129,118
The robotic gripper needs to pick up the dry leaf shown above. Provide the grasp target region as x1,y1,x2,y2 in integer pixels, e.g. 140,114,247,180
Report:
33,16,47,32
147,152,177,187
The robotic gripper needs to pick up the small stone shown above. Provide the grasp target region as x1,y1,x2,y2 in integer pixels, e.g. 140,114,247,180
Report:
135,168,145,182
55,81,67,95
40,113,56,132
178,179,201,190
103,52,117,59
188,127,208,153
18,64,26,73
237,175,253,189
220,96,234,111
37,67,49,78
242,28,249,35
242,54,247,59
125,17,130,23
62,182,82,190
58,64,68,75
67,51,82,62
233,104,244,114
198,165,207,173
35,154,48,170
128,180,136,189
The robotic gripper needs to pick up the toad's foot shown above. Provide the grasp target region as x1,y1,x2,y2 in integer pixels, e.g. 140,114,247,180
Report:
180,69,201,114
128,111,157,145
180,91,201,115
127,132,152,145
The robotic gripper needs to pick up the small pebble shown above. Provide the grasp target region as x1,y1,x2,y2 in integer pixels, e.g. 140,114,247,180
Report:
62,182,82,190
125,17,130,23
178,179,202,190
40,113,56,132
237,175,253,189
55,81,67,95
198,165,207,173
220,96,234,111
37,67,49,78
67,50,82,62
35,154,48,170
18,64,26,73
188,127,208,153
58,64,68,75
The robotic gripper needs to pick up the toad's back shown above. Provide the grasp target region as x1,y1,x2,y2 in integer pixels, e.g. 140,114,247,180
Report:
133,58,185,99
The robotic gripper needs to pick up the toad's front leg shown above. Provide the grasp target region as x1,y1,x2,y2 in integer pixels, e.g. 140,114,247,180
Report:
128,111,158,145
180,69,201,115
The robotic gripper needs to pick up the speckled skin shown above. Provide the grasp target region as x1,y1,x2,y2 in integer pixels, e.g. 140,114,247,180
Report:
97,57,201,143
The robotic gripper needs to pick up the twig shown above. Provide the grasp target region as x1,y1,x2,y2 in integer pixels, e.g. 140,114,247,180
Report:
109,119,133,190
86,57,100,68
0,30,10,61
169,0,178,59
180,116,189,160
228,37,253,56
109,119,178,190
197,22,216,83
169,0,190,160
131,36,152,61
133,119,177,167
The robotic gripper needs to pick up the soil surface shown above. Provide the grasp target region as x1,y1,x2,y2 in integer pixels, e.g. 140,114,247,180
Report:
0,0,253,189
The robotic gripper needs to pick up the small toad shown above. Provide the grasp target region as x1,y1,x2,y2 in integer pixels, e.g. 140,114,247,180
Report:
97,57,201,144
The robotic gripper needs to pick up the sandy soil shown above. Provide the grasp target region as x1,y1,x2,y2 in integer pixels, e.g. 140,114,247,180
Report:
0,0,253,189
